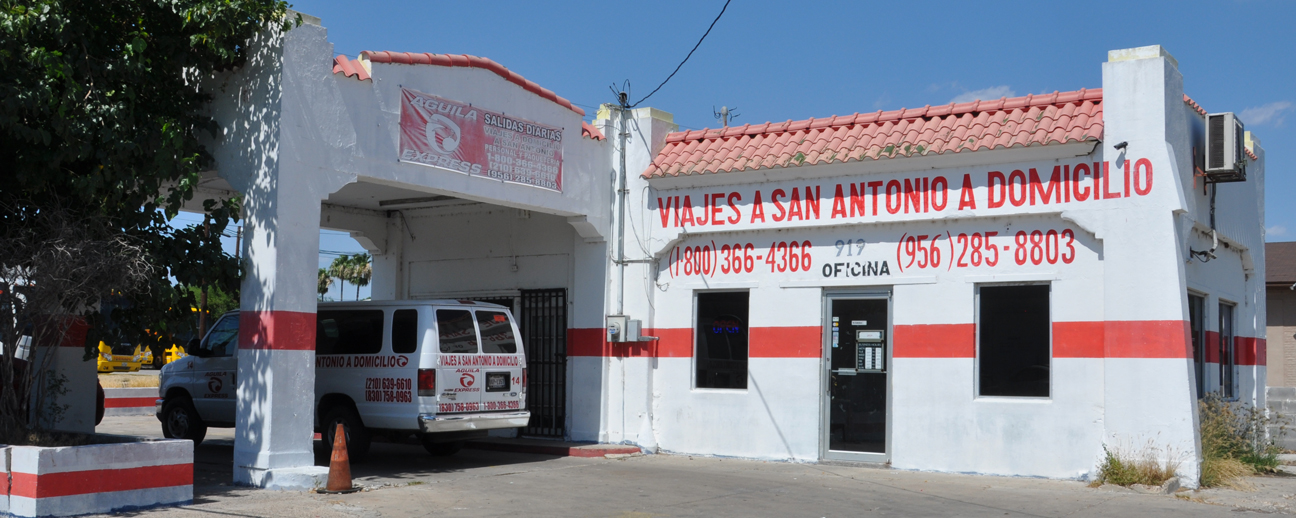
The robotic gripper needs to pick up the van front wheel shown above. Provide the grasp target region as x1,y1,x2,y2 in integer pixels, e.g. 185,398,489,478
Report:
420,437,464,456
161,396,207,446
322,406,371,462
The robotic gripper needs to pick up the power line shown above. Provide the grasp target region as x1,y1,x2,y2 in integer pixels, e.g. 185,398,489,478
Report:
631,0,732,108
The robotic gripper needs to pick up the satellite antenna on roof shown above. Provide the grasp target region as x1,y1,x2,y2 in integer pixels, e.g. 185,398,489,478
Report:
714,106,739,127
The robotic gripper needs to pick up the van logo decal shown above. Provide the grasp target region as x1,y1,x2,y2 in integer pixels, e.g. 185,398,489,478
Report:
208,377,223,393
316,355,413,369
460,372,476,388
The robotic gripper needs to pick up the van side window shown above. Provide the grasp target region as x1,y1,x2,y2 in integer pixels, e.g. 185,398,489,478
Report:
392,309,418,354
203,315,239,357
316,310,384,355
476,311,517,354
437,309,478,354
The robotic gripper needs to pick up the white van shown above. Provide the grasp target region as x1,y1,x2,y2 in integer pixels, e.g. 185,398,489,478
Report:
156,300,529,460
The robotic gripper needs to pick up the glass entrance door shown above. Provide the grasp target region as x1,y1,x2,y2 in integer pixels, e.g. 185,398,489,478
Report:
823,296,890,461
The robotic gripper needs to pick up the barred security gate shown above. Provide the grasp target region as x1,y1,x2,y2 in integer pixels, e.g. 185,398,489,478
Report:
519,289,567,437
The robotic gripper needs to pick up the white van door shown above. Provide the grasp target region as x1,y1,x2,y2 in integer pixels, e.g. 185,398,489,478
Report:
192,313,237,423
315,309,391,426
473,309,525,413
434,308,483,413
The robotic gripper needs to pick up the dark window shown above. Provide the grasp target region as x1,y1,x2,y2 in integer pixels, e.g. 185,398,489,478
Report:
979,285,1050,397
695,291,748,389
203,315,239,357
316,310,384,355
477,311,518,354
437,309,479,354
392,309,418,354
1189,294,1206,398
1220,302,1235,398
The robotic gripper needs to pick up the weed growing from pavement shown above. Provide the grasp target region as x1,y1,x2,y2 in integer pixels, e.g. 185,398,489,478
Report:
1092,444,1179,487
1199,394,1285,488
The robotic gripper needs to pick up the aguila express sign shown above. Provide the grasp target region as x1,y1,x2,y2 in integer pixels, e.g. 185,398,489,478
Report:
399,88,564,191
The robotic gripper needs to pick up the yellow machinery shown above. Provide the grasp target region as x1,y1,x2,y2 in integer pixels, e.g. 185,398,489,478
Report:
96,341,145,373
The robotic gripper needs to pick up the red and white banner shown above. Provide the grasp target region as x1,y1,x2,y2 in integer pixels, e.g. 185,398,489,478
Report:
398,88,564,192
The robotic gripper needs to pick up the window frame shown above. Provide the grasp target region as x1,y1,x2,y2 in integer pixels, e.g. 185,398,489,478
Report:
1218,300,1237,400
391,308,419,354
1187,291,1208,399
474,309,519,355
435,308,480,355
692,289,750,391
201,314,239,358
974,282,1053,400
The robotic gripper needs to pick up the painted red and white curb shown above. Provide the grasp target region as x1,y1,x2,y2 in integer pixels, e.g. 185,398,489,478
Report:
1,438,192,517
102,387,159,417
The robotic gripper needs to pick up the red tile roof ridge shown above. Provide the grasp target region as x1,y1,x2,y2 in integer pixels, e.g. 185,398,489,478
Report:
581,121,606,141
662,88,1102,144
357,51,585,117
1183,94,1207,116
332,55,370,81
646,88,1103,179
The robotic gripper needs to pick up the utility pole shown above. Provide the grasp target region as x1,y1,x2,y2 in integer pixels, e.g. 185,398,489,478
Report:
616,91,629,316
198,215,210,337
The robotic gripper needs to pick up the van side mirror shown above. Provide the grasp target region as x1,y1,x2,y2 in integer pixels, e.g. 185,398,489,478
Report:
187,338,205,357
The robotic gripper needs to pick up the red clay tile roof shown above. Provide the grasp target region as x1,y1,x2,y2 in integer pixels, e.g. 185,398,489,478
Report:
356,51,585,117
1184,94,1207,116
644,89,1103,179
581,121,605,141
1267,242,1296,285
1183,94,1259,161
332,55,370,81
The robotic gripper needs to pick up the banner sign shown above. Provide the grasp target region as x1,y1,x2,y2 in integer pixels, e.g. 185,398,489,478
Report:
398,88,564,192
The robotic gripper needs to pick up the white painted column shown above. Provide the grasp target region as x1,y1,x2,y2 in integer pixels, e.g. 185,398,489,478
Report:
232,167,329,489
1101,45,1201,485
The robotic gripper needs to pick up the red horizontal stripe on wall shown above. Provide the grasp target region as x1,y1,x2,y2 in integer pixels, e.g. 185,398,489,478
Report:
10,463,193,498
1104,320,1191,358
239,310,315,350
1053,321,1104,357
1204,331,1220,363
104,397,157,409
1235,337,1266,366
568,328,604,357
893,324,975,358
749,326,821,358
566,328,692,358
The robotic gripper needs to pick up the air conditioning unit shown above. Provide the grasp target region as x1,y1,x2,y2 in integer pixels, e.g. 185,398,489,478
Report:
1204,112,1246,182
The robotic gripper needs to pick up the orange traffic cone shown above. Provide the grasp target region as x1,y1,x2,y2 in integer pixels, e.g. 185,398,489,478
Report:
325,423,354,493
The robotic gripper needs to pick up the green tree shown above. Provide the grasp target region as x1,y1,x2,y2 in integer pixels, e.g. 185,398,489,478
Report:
0,1,297,358
317,268,333,301
349,253,371,301
328,255,352,301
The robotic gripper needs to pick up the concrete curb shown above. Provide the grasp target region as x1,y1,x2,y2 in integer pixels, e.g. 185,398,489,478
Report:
103,387,158,417
464,439,641,458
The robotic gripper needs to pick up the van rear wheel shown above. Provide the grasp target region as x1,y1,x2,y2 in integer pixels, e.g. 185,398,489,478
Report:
420,436,464,457
322,406,371,462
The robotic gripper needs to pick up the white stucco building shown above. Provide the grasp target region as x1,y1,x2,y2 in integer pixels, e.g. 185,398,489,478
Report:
195,16,1265,487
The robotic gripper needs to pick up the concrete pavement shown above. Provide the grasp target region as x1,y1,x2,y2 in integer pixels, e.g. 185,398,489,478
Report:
92,415,1296,517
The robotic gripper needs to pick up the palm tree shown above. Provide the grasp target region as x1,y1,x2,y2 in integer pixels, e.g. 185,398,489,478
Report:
317,268,333,301
328,255,352,301
349,253,372,301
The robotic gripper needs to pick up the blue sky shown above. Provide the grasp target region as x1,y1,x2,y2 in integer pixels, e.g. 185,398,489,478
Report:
296,0,1293,238
171,0,1295,295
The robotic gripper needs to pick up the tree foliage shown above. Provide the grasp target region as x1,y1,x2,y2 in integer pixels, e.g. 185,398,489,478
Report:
326,254,371,301
0,0,296,357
